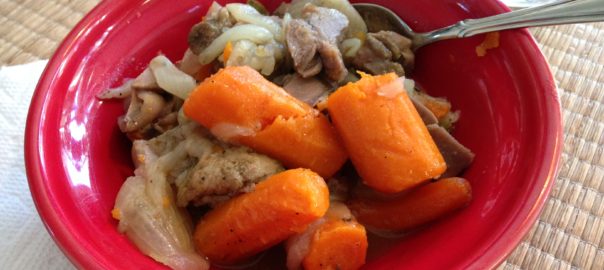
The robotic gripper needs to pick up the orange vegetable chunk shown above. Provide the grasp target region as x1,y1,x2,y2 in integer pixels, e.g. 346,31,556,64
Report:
287,202,368,270
349,177,472,231
194,168,330,264
328,73,446,193
184,66,347,178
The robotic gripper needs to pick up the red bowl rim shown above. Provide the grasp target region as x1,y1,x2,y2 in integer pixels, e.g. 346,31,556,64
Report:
24,0,563,269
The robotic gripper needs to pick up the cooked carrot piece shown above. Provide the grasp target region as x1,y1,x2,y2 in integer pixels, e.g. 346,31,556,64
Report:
240,114,346,178
413,93,452,120
184,66,347,178
223,41,233,62
194,169,330,264
348,177,472,231
286,202,368,270
328,73,446,193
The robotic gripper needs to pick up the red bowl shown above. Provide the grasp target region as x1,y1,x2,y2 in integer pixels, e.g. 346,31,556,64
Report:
25,0,562,269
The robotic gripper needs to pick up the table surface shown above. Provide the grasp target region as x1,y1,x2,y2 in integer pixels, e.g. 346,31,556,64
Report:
1,0,603,269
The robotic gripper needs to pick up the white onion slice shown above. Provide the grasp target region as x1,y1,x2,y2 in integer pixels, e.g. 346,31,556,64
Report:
149,55,197,100
341,38,362,58
198,24,274,65
97,79,133,99
132,67,159,89
226,3,284,42
178,49,203,76
376,77,406,98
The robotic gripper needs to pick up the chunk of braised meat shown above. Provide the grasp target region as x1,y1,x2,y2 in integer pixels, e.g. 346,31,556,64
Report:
188,6,234,55
427,124,475,178
134,122,284,208
285,5,349,82
282,74,330,106
286,19,323,78
303,4,347,44
178,146,284,207
353,31,414,76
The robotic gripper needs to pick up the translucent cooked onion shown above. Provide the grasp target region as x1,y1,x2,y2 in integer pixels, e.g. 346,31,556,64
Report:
226,3,284,42
210,122,257,143
341,38,362,58
132,67,159,89
114,140,210,270
198,24,274,65
149,55,197,100
226,40,282,75
178,49,203,76
97,79,133,99
376,77,406,99
285,218,326,270
114,176,209,270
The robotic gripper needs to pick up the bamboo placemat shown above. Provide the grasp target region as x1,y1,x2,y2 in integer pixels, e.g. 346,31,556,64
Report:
1,0,603,269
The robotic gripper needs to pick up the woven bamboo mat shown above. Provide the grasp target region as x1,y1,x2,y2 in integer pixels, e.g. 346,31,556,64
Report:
1,0,603,269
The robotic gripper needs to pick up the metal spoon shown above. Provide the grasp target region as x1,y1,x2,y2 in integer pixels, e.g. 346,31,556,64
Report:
353,0,604,51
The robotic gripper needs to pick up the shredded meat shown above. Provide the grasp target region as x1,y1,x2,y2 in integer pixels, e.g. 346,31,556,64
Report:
353,31,414,76
285,4,349,82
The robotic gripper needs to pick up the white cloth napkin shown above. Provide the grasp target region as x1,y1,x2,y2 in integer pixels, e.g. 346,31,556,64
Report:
0,61,74,270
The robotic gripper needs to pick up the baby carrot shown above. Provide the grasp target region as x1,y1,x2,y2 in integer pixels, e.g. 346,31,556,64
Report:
348,177,472,232
193,169,330,264
184,66,347,178
286,202,368,270
328,72,446,193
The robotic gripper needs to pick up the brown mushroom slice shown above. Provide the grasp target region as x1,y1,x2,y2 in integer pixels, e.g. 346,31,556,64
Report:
119,90,166,133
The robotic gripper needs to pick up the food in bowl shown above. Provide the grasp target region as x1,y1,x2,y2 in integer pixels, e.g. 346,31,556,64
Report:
99,0,475,269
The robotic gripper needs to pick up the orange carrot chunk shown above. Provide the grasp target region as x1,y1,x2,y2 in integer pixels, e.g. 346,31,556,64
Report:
328,73,446,193
286,202,368,270
194,169,330,264
348,177,472,231
184,66,347,178
413,92,452,120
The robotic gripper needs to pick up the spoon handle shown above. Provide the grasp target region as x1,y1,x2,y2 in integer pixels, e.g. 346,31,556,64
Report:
423,0,604,46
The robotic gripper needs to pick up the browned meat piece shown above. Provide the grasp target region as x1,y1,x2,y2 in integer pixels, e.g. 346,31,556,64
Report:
177,146,283,207
372,31,414,69
353,31,414,76
285,5,349,82
317,40,348,82
282,74,330,106
136,122,284,207
303,4,348,44
286,19,323,78
411,97,438,125
427,124,475,178
188,6,234,55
